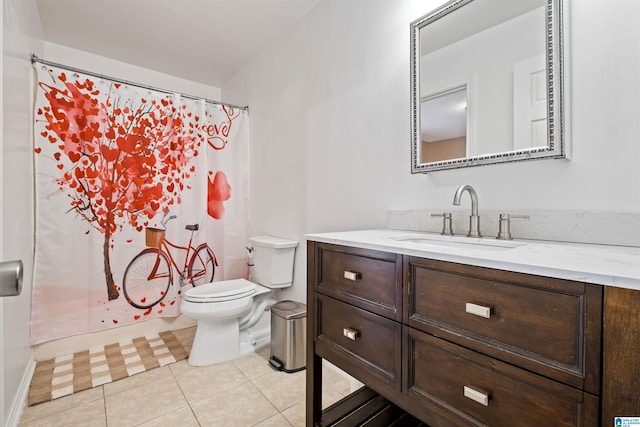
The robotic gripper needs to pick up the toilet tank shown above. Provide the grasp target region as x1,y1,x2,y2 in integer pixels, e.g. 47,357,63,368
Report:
248,236,298,288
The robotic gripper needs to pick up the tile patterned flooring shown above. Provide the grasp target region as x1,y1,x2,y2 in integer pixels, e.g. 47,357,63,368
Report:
20,328,353,426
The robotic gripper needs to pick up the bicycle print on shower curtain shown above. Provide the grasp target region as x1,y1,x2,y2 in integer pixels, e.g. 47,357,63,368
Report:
31,64,249,344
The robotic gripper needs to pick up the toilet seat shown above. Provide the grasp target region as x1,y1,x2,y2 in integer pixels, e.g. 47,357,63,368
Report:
184,279,256,303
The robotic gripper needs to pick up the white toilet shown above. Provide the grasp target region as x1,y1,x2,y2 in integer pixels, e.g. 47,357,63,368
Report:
180,235,298,366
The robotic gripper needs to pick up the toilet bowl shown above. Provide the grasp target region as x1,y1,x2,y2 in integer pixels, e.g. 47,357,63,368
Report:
180,236,298,366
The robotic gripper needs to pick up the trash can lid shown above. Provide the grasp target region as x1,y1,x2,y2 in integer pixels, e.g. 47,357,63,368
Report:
271,300,307,319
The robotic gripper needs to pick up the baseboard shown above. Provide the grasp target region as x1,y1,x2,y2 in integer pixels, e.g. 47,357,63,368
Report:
5,356,36,427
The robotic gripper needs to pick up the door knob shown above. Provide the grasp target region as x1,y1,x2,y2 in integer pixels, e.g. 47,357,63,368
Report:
0,260,23,297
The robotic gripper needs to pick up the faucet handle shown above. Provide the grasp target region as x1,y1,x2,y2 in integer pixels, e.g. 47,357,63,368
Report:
431,212,454,236
496,213,530,240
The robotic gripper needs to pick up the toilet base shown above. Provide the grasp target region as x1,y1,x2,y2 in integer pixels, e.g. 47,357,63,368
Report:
186,307,273,366
239,324,271,355
188,317,242,366
188,321,271,366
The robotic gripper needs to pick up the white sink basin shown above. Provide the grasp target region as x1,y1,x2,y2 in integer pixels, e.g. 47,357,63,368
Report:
392,234,525,251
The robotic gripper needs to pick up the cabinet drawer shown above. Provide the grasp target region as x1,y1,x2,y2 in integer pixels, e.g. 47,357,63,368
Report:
405,257,602,392
404,327,599,427
313,243,402,321
315,294,402,391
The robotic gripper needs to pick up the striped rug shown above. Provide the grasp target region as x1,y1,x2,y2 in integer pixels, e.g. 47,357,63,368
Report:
28,331,188,406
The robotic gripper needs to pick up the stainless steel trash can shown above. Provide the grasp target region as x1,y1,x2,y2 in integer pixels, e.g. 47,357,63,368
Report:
269,300,307,373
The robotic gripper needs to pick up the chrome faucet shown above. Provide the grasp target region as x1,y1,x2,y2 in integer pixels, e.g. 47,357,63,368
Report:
453,184,482,237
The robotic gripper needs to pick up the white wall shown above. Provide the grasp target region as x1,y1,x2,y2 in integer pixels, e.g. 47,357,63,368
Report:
222,0,640,303
42,43,223,102
1,0,43,425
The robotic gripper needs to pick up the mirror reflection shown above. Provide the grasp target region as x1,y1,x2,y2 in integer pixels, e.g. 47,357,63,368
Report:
411,0,567,172
420,85,468,163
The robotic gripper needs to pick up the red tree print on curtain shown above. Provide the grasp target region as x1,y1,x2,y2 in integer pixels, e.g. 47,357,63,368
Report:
36,70,205,301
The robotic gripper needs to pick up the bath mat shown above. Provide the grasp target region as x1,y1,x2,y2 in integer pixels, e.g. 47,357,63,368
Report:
27,331,188,406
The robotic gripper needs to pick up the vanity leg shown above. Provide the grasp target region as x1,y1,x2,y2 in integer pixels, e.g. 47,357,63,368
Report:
306,242,322,426
306,352,322,426
602,286,640,425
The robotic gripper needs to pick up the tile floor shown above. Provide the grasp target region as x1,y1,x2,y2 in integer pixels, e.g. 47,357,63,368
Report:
19,328,354,426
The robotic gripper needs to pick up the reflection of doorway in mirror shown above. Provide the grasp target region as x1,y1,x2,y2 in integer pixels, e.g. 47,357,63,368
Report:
420,85,468,163
421,138,466,163
513,55,547,149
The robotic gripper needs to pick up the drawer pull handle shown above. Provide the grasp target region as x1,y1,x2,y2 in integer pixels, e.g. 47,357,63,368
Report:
343,271,361,281
464,386,490,406
466,302,491,319
343,328,360,341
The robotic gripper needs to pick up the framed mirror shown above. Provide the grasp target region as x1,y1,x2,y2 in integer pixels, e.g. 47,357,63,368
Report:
410,0,568,173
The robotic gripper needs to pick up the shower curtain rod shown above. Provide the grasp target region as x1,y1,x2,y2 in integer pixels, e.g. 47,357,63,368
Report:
31,54,249,112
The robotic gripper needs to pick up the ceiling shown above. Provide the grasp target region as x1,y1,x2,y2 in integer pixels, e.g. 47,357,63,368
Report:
35,0,324,87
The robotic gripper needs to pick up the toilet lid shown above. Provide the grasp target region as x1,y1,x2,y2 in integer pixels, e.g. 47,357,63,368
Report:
184,279,256,302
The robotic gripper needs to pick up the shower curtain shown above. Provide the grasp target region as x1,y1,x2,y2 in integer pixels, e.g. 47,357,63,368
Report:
31,64,249,344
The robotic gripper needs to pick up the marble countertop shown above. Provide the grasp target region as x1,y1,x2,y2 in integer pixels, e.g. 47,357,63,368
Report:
305,229,640,291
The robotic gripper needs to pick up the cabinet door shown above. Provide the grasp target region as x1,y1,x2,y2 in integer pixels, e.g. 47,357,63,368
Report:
403,327,599,427
315,294,402,391
404,257,602,393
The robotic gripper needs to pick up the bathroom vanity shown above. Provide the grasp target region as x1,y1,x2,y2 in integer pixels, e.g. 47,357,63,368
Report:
305,229,640,426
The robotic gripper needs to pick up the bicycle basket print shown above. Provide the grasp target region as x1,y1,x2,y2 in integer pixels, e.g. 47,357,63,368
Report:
31,64,249,344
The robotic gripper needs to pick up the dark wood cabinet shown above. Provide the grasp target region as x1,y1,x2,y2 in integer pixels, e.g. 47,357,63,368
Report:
312,243,402,321
315,293,402,391
306,241,640,427
405,256,603,394
404,328,599,426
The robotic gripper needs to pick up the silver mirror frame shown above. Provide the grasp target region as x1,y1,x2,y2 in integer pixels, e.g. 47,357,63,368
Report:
410,0,568,173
